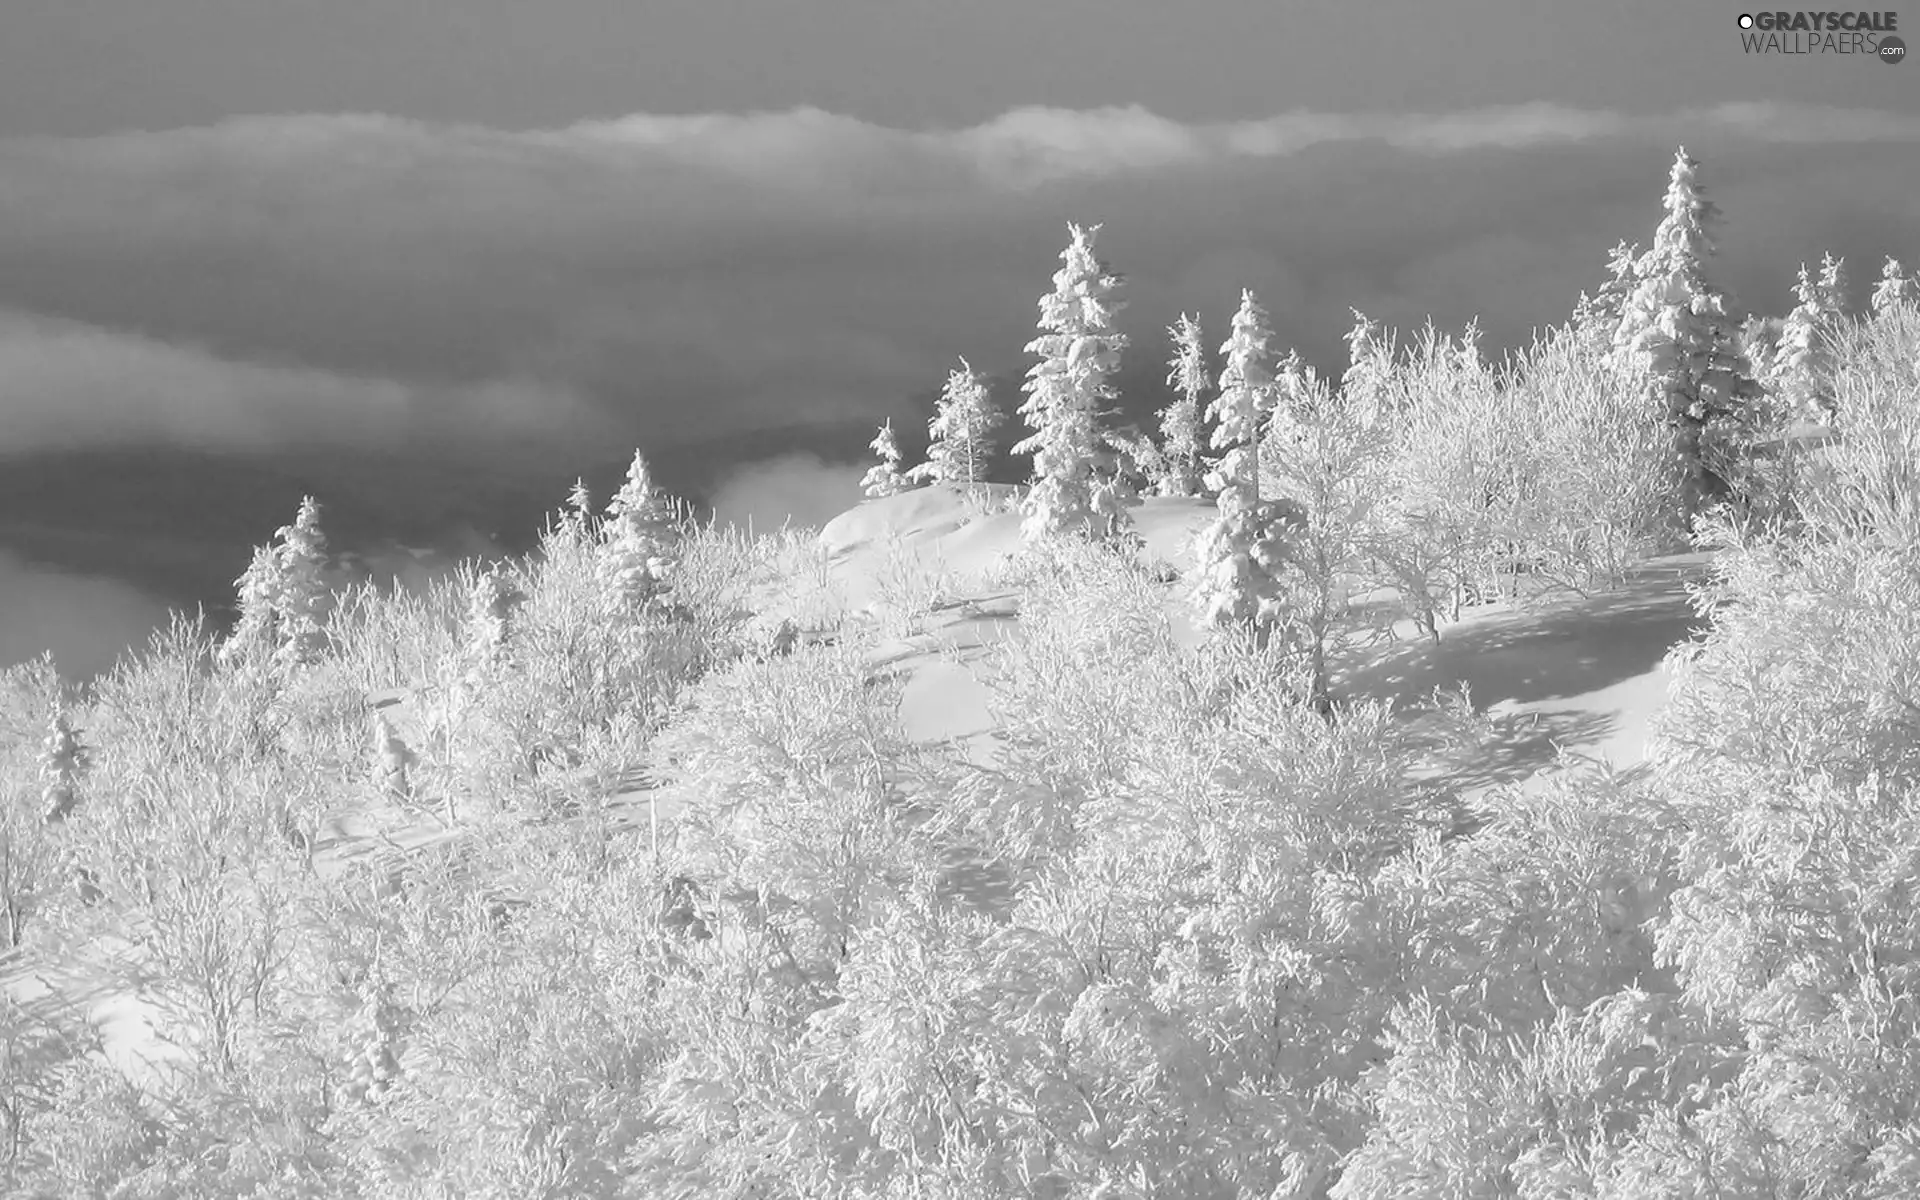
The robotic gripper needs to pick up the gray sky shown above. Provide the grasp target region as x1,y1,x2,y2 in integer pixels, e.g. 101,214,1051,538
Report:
1,0,1918,674
2,0,1914,136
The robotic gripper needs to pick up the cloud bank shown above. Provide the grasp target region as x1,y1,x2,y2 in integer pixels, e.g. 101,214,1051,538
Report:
0,551,173,680
0,99,1915,482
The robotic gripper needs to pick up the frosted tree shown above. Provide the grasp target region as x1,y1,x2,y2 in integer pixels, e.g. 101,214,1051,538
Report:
1816,249,1849,312
906,358,1001,487
1156,313,1211,497
1267,348,1327,438
1014,223,1134,544
556,477,596,546
860,420,912,497
464,562,523,672
218,544,282,668
1613,147,1761,516
1871,256,1913,314
1571,240,1643,352
1190,289,1299,640
1766,257,1848,423
272,495,331,672
1341,310,1397,414
40,707,88,825
598,449,681,615
1264,359,1392,717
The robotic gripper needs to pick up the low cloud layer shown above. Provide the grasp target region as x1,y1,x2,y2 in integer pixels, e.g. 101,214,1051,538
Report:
0,551,173,680
706,452,869,534
1,100,1916,479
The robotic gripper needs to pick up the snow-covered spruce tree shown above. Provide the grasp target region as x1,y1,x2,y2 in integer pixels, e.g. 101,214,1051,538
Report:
1341,309,1398,414
860,419,913,498
1872,255,1914,314
1613,147,1762,518
463,561,524,677
271,495,330,672
556,477,596,547
40,706,89,825
1156,312,1211,497
217,543,282,668
905,358,1001,488
1014,223,1135,544
598,449,681,616
1189,290,1302,651
1272,346,1323,431
1571,239,1643,353
1765,256,1848,424
1817,248,1849,312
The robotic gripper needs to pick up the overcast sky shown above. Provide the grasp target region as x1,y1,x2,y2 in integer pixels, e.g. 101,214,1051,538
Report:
1,0,1918,673
3,0,1914,135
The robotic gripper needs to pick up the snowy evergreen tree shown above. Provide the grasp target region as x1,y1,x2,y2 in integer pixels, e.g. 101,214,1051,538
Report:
1156,313,1211,497
860,420,913,498
906,358,1001,487
1341,310,1399,417
218,544,282,668
1014,223,1133,544
1612,147,1761,516
1816,250,1848,313
272,495,330,672
598,449,680,615
1270,347,1320,431
1766,257,1848,423
464,562,524,671
39,707,88,825
1190,289,1298,636
1572,240,1643,352
557,477,596,546
1871,256,1913,314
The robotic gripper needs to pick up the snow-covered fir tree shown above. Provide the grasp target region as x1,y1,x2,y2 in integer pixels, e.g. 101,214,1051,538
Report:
272,496,330,672
1014,223,1134,544
1190,289,1298,634
1572,240,1643,352
218,543,282,668
1816,250,1848,313
40,707,88,825
1766,256,1848,423
1612,146,1761,515
557,477,596,546
598,450,680,615
1156,313,1211,497
906,358,1001,487
1871,256,1913,314
464,562,524,674
860,420,913,497
1341,310,1397,415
